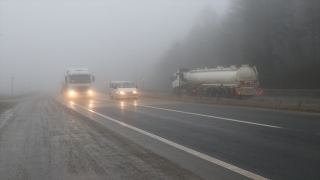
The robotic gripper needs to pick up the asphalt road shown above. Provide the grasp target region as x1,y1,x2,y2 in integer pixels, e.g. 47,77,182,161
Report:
1,93,319,179
0,96,202,180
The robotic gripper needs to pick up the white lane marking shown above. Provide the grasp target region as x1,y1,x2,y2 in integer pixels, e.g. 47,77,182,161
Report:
62,98,268,180
138,105,284,129
101,98,284,129
0,109,13,129
102,99,320,135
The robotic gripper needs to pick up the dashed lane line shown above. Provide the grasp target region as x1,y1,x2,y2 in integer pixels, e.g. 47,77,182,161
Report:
99,98,320,135
61,98,268,180
101,98,284,129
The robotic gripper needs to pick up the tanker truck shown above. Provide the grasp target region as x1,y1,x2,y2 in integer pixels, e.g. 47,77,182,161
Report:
171,65,263,98
61,68,95,99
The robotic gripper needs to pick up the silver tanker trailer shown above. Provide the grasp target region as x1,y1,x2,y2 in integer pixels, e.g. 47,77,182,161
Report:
171,65,263,98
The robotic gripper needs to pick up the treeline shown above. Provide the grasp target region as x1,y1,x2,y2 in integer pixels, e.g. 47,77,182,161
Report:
153,0,320,89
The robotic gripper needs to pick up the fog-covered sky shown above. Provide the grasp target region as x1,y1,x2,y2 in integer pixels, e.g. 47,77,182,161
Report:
0,0,228,95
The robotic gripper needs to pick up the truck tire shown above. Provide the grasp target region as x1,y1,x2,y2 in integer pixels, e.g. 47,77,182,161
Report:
221,88,229,98
173,88,177,95
213,88,219,97
173,87,180,95
186,90,190,96
186,87,192,96
206,88,213,97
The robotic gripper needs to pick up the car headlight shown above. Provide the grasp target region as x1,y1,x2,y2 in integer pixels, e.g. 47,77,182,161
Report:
88,90,93,95
120,91,124,94
133,91,137,94
69,91,75,96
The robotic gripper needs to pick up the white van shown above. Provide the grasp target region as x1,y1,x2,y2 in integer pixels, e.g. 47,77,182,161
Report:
109,81,138,99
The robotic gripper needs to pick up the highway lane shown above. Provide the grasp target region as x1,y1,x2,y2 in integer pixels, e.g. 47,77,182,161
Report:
67,94,320,180
0,96,202,180
130,97,320,134
1,94,319,180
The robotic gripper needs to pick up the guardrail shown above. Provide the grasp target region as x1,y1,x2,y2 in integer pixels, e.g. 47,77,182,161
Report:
140,88,320,98
262,89,320,98
138,89,320,113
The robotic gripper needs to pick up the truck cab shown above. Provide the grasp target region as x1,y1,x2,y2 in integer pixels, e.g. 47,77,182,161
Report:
171,68,190,94
61,68,95,99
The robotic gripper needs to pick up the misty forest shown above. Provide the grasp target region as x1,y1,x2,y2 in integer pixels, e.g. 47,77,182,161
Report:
1,0,320,94
154,0,320,89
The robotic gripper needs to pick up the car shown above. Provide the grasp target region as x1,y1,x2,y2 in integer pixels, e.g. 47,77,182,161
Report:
109,81,138,99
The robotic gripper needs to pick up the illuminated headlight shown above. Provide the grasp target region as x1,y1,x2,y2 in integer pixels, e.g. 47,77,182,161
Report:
88,90,93,95
133,91,137,94
69,91,75,96
120,91,125,95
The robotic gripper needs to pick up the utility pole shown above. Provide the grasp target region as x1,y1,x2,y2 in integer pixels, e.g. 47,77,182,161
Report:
11,76,14,96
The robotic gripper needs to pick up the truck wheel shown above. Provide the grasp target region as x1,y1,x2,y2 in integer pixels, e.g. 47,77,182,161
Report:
186,88,191,96
173,88,180,95
173,88,177,95
206,89,213,97
221,88,228,98
186,91,190,96
212,88,219,97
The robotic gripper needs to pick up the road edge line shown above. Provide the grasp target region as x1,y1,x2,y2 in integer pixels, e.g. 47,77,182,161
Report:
61,98,268,180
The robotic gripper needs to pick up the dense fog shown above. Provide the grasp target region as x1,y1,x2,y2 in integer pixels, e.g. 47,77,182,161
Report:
0,1,227,95
1,0,319,95
155,0,320,89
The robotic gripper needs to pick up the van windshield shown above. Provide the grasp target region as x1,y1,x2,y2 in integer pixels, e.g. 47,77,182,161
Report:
116,82,135,88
